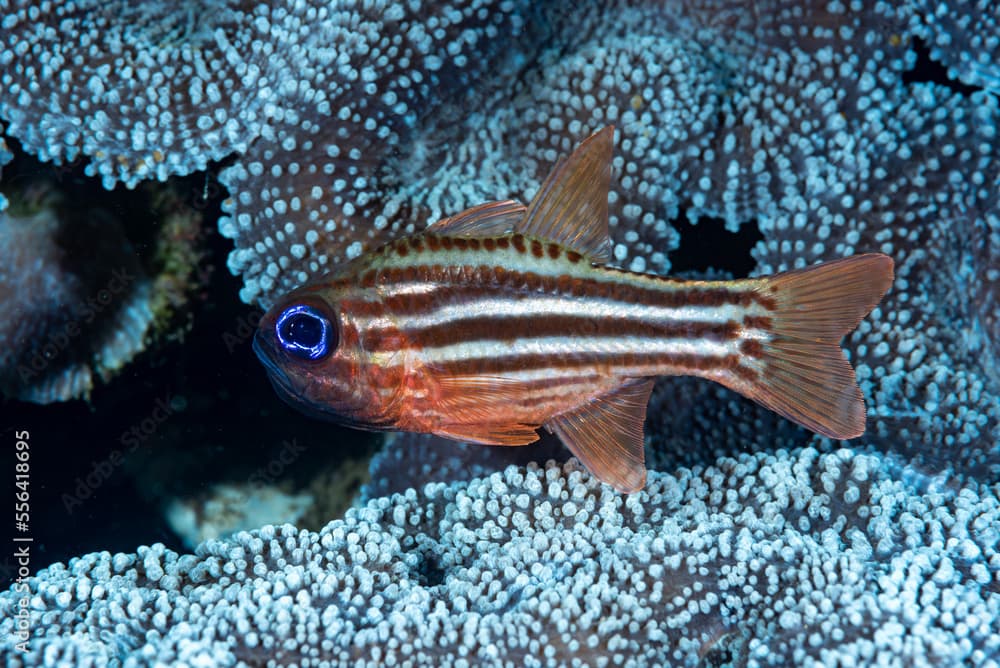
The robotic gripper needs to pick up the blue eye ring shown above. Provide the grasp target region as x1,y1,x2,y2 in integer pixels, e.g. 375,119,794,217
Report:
275,304,335,361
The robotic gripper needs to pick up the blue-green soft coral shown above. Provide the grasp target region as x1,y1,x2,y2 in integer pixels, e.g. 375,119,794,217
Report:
3,0,998,457
1,0,999,664
5,1,996,308
0,128,9,210
1,450,997,666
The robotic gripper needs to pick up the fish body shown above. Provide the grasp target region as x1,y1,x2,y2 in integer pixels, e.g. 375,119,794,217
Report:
254,127,894,492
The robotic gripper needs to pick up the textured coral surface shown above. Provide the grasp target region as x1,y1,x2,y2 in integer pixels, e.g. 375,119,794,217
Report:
1,452,997,666
1,0,999,665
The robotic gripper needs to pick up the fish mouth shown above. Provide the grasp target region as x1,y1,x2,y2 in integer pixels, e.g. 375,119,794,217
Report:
253,332,294,392
253,330,384,429
253,331,342,423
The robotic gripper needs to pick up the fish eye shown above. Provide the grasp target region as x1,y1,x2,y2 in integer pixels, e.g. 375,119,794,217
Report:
275,304,336,360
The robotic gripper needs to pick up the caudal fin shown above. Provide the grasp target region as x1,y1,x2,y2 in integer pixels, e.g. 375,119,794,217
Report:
730,254,894,439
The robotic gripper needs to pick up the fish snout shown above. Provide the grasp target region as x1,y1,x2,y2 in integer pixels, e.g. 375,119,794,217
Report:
253,330,290,386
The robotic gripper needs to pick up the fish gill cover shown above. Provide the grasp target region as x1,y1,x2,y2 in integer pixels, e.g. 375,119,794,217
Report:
0,0,998,665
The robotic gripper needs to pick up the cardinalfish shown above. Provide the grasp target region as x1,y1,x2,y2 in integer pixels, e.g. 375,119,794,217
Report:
254,126,893,493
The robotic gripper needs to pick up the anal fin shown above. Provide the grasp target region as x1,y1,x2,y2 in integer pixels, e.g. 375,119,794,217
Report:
544,377,654,493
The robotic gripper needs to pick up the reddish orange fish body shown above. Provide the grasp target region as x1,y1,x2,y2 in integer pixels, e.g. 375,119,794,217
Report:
255,127,894,492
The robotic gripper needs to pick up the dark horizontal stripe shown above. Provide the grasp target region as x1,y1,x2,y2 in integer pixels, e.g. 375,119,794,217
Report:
394,233,566,262
347,261,772,317
338,296,389,319
431,351,743,378
732,363,761,384
367,315,740,352
743,315,773,330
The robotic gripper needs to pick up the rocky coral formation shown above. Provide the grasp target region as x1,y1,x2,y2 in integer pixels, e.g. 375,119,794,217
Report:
163,455,374,549
0,130,10,209
166,482,313,548
0,187,154,403
0,0,274,188
0,164,208,402
1,451,997,666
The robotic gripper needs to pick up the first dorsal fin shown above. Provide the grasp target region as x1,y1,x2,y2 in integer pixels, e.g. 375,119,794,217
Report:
426,200,526,237
518,126,614,262
544,377,653,493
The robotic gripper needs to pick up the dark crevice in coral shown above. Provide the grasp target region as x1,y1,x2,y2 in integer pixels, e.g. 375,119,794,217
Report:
413,551,447,587
0,139,186,397
697,630,747,668
668,210,762,277
0,139,375,581
902,37,980,96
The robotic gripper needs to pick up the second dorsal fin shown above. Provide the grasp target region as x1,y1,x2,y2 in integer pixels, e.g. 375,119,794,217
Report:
518,126,614,263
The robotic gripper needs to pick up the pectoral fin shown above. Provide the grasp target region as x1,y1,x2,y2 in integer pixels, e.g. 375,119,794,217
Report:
434,423,540,446
430,375,541,445
544,377,654,493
